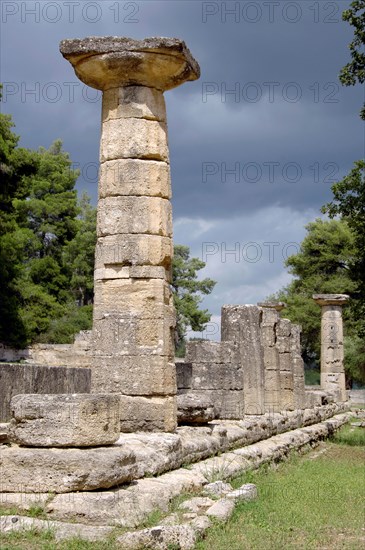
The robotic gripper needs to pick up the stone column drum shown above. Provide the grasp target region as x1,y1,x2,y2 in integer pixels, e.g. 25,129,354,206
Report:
221,305,265,415
313,294,349,402
258,302,284,414
60,37,200,432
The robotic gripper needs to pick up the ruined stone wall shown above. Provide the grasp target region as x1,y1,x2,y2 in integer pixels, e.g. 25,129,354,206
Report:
0,331,92,369
177,304,306,419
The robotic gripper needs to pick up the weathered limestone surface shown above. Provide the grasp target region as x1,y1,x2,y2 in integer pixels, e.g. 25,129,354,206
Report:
206,499,235,522
59,37,200,91
260,306,280,413
117,524,197,549
313,294,349,402
115,432,183,477
0,516,113,542
177,394,216,424
291,324,306,408
97,196,172,236
9,394,120,447
222,305,265,414
0,445,137,493
95,234,173,268
0,364,91,422
0,404,348,502
119,395,177,432
179,389,244,420
0,492,49,511
99,158,171,199
43,411,351,525
60,36,200,433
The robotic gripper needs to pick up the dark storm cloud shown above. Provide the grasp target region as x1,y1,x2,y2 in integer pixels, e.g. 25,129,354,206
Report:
1,0,363,314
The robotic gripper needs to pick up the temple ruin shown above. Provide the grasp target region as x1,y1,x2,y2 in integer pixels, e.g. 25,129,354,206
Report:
0,36,357,544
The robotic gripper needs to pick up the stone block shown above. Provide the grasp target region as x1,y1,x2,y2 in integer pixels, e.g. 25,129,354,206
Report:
99,159,171,199
265,369,280,393
321,372,347,401
92,312,174,357
321,346,345,371
260,308,279,326
94,265,170,282
263,346,279,370
293,376,306,409
91,357,176,396
100,118,169,162
293,355,305,377
177,394,216,424
97,196,172,237
176,362,192,389
290,324,302,354
129,265,171,281
93,279,173,320
261,325,276,347
0,364,91,423
276,336,291,353
280,372,294,391
0,445,137,493
206,499,235,522
280,390,295,412
102,86,167,122
221,305,264,415
9,394,120,447
183,390,244,419
279,352,293,372
95,234,172,268
276,319,292,337
191,363,243,391
117,525,197,550
185,340,238,364
119,395,177,432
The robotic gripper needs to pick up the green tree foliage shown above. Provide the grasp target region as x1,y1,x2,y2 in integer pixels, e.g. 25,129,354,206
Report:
272,219,364,385
339,0,365,119
63,192,97,307
0,98,95,346
322,160,365,311
172,245,216,357
0,88,39,346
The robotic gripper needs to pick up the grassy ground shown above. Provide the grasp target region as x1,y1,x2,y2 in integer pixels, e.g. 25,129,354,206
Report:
196,422,365,550
1,421,364,549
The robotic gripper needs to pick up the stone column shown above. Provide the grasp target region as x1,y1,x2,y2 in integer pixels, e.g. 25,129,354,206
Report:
60,37,200,432
258,302,284,413
313,294,349,402
221,305,264,415
290,324,306,409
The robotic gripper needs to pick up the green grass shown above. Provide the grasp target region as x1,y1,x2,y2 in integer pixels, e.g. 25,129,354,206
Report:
196,429,365,550
331,420,365,447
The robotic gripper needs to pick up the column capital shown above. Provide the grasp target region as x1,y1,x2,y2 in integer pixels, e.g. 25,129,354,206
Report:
60,36,200,91
312,294,349,307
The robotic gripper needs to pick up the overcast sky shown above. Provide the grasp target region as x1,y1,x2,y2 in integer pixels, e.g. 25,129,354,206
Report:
1,0,364,339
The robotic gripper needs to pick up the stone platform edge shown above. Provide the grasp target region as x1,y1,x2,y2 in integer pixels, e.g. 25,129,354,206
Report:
0,410,355,545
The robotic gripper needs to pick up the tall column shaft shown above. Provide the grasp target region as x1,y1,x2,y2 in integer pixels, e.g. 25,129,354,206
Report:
60,36,200,432
313,294,349,402
221,305,264,415
91,86,176,431
320,305,346,401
